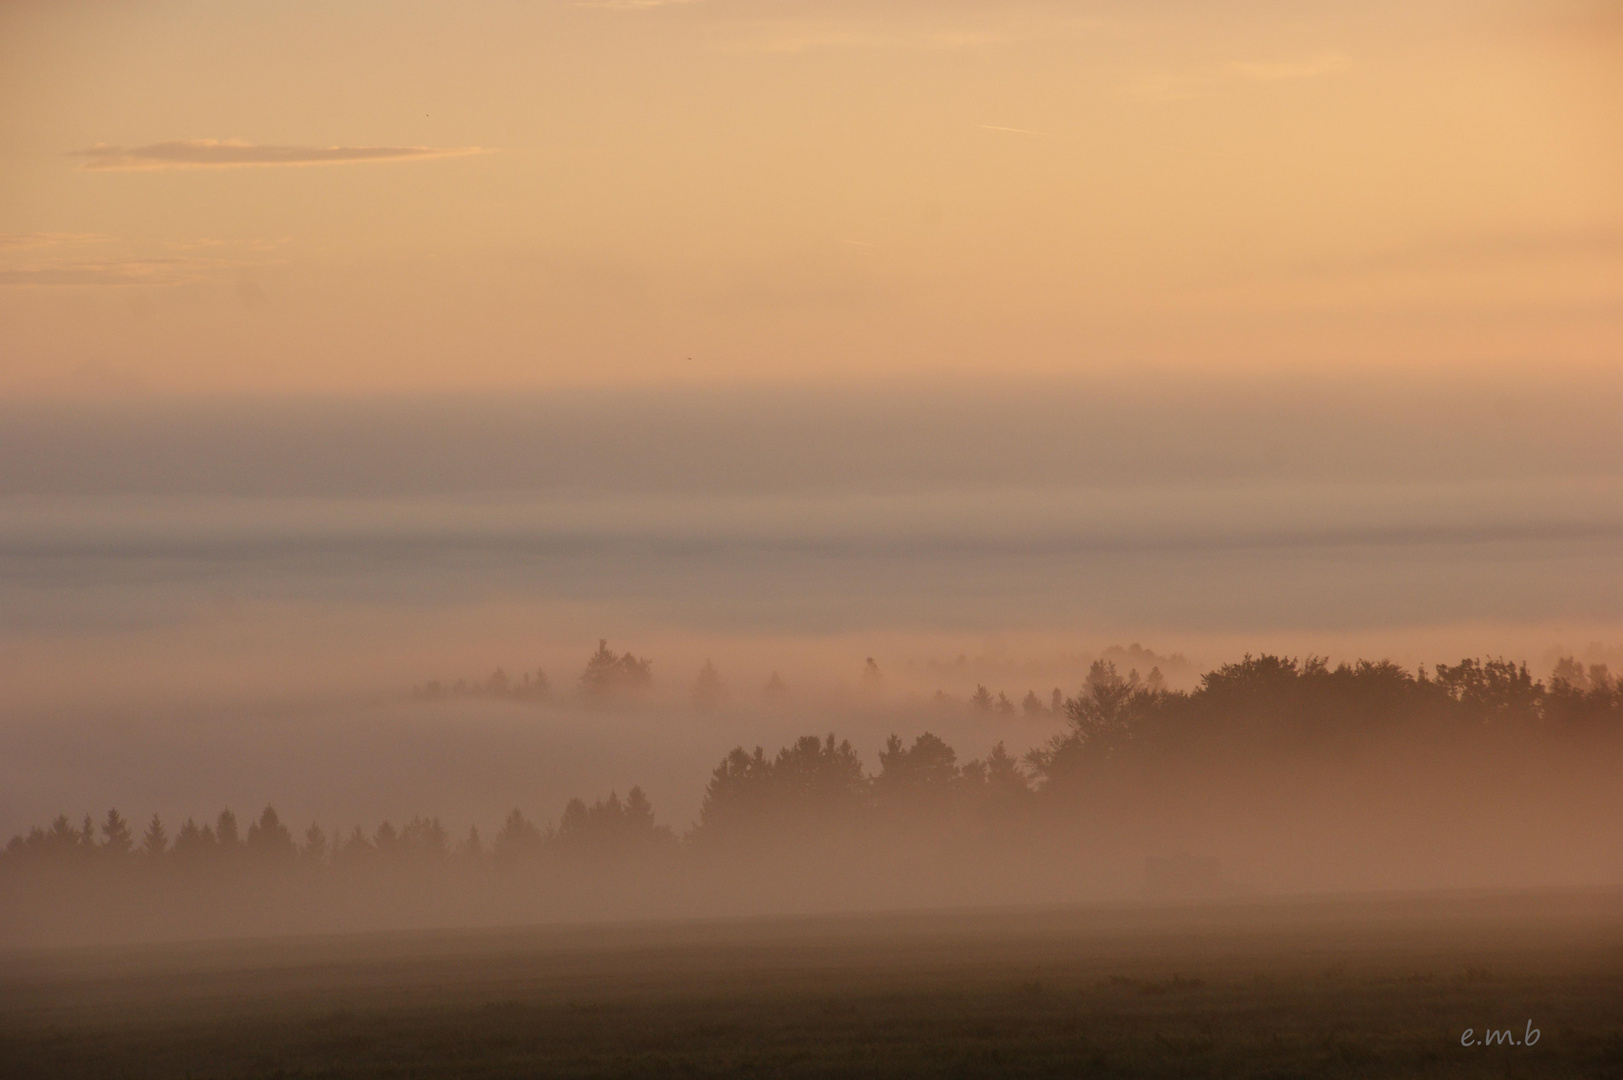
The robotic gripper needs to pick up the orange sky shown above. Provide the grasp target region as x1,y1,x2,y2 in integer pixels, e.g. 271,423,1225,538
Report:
1,0,1618,395
8,1,1623,869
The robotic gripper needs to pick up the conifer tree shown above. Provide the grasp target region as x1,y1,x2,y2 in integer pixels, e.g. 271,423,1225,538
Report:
139,814,168,858
101,809,133,856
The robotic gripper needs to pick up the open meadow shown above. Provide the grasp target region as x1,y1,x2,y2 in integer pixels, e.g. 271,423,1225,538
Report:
4,889,1620,1079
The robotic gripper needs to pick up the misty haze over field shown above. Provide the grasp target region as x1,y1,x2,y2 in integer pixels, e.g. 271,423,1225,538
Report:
5,644,1620,949
4,373,1623,890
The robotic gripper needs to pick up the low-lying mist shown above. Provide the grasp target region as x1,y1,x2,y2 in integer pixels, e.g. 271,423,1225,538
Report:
4,376,1621,948
5,649,1619,949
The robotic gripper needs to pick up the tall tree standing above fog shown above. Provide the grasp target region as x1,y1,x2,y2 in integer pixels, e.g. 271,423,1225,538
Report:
216,809,240,850
580,640,654,699
580,640,620,696
101,809,132,856
861,658,884,696
1025,660,1153,787
139,815,167,859
1066,661,1139,743
245,806,296,859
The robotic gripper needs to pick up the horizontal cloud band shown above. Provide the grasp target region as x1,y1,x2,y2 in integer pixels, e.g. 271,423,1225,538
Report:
71,139,485,171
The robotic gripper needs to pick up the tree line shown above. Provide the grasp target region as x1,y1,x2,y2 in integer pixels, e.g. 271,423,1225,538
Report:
411,640,660,704
8,652,1618,877
411,638,1095,715
3,790,670,868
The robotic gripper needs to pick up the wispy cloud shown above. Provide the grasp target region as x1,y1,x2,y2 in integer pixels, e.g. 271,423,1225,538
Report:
70,139,486,172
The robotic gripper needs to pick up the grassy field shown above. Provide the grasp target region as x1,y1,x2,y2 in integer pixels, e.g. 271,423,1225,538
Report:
2,890,1620,1078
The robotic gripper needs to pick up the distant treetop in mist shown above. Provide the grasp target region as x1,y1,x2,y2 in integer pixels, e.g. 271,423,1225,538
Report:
581,639,654,698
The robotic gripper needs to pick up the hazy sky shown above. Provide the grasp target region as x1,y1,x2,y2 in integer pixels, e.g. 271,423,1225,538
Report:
1,0,1618,394
1,1,1620,718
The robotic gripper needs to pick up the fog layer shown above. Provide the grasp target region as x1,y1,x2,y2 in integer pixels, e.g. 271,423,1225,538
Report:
3,376,1620,945
5,654,1619,948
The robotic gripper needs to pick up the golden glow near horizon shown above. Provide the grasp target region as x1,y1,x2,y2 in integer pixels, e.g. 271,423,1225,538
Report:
0,0,1618,394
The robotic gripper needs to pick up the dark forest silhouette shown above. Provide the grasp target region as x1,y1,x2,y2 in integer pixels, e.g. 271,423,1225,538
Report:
9,653,1618,869
5,652,1621,951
